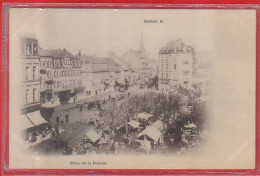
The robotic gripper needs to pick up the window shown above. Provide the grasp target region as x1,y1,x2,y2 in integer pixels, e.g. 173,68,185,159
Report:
26,89,29,103
54,71,57,77
33,88,36,101
162,73,164,79
166,73,168,78
162,64,164,70
33,66,36,80
33,44,37,55
174,64,177,70
26,66,29,80
166,64,168,70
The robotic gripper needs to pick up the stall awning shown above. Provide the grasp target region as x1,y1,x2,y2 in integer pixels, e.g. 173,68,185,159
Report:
184,123,197,128
85,131,101,143
41,100,60,108
128,120,140,129
26,110,48,126
21,114,35,129
152,120,163,130
137,126,161,142
136,112,153,120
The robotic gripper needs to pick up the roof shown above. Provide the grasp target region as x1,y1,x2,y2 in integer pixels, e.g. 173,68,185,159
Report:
184,123,197,128
85,131,102,143
26,110,48,126
80,55,120,67
137,126,161,142
152,120,163,129
136,112,153,120
128,120,140,129
39,49,74,58
20,110,48,130
20,114,35,129
159,39,194,54
136,120,163,142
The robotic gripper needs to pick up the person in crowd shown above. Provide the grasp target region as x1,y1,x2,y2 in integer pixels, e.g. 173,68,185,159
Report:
65,114,69,123
51,130,56,137
55,127,59,135
80,104,83,112
60,113,64,125
28,132,32,142
56,115,60,124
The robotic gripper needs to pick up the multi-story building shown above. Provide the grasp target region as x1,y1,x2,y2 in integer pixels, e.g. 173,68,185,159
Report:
39,53,54,103
39,49,82,103
20,35,41,113
158,39,195,91
80,56,109,95
121,35,157,83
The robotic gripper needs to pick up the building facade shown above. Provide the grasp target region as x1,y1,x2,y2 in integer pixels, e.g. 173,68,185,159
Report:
158,39,195,92
39,49,82,103
81,56,109,95
20,36,41,113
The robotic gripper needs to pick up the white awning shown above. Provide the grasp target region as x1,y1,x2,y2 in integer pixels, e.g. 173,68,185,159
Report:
128,120,140,129
137,112,153,120
26,110,48,126
41,100,60,108
21,114,35,129
137,126,161,142
152,120,163,130
184,123,197,128
85,131,101,143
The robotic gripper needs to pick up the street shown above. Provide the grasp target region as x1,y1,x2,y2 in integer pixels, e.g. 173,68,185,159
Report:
31,85,157,155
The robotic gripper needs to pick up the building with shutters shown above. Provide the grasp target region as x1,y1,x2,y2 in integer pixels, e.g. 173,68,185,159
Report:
39,49,82,103
158,39,196,92
20,35,41,114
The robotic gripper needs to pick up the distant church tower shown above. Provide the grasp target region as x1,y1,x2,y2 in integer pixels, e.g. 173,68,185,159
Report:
78,49,81,56
139,33,145,53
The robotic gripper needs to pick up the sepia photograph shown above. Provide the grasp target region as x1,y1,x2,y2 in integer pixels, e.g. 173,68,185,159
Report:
7,8,256,169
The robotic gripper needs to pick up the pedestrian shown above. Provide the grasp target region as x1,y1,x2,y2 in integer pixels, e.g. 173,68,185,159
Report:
80,104,83,112
56,115,60,124
55,127,59,135
60,114,64,125
65,114,69,123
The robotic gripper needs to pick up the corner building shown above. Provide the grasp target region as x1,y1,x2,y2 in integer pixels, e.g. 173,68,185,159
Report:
158,39,195,91
20,36,41,113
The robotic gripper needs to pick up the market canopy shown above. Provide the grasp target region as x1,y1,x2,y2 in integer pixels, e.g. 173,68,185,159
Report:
128,120,140,129
152,120,163,130
85,131,102,143
26,110,48,126
184,123,197,128
136,112,153,120
136,126,161,142
20,114,35,129
41,100,60,108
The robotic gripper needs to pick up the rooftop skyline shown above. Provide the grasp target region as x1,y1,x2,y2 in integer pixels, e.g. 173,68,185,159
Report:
10,9,216,59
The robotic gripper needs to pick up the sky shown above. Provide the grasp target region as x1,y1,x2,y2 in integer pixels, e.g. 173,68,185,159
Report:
10,8,223,59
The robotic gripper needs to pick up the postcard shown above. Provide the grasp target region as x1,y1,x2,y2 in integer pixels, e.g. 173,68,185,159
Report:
6,8,256,169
